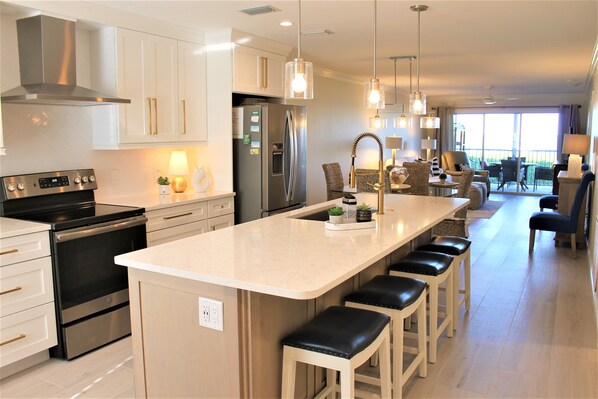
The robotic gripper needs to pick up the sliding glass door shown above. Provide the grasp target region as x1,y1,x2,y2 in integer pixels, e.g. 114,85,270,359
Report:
454,109,559,194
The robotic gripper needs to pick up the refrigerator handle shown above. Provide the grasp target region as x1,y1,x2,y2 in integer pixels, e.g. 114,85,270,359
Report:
290,110,299,201
284,111,293,202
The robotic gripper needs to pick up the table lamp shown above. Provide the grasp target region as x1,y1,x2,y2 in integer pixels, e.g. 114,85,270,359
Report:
421,138,437,160
563,134,590,177
385,136,403,165
168,150,189,193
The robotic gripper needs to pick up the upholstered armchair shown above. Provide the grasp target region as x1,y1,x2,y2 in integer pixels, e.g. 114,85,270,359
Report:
441,151,490,195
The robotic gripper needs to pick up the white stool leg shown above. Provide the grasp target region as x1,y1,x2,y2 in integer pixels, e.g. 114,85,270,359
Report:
392,318,404,399
378,329,392,399
452,258,460,331
281,347,297,399
339,363,354,399
326,369,335,399
417,297,427,378
464,250,471,311
428,283,439,363
447,269,454,338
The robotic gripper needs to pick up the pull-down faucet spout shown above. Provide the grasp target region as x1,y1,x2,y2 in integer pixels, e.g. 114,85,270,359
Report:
349,132,385,215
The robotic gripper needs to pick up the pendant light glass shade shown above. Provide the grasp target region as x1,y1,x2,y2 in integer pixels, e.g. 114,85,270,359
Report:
395,113,411,128
365,79,385,109
420,115,439,129
365,0,384,109
285,0,313,99
410,91,426,115
285,59,313,99
369,111,387,129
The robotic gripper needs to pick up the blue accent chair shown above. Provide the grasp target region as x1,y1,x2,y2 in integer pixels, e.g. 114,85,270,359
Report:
529,172,594,258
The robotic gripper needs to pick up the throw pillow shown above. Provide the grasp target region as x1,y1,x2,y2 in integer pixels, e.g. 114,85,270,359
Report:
455,163,472,171
429,157,441,176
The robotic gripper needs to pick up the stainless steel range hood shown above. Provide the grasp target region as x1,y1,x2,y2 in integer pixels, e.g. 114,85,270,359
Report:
1,15,130,106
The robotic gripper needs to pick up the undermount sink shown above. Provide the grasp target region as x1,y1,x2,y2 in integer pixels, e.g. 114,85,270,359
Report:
289,209,330,222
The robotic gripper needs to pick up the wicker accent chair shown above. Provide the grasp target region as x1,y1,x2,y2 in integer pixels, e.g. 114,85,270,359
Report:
403,162,430,196
432,169,474,238
355,168,391,193
322,163,345,201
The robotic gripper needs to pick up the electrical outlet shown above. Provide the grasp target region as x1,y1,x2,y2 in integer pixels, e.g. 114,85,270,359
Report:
110,169,119,185
198,297,223,331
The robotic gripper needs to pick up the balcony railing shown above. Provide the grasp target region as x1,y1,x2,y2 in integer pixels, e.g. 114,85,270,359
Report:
463,148,557,191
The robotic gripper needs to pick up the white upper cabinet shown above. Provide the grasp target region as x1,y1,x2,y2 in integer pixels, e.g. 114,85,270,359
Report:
90,28,207,149
233,45,285,98
178,41,207,142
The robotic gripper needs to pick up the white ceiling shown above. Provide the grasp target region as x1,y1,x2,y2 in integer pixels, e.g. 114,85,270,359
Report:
8,1,598,106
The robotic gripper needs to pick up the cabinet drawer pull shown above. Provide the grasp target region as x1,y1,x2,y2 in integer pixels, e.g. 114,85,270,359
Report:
263,57,268,88
0,286,22,296
163,212,193,220
0,334,26,347
147,97,153,135
0,248,18,256
181,99,187,135
211,226,216,231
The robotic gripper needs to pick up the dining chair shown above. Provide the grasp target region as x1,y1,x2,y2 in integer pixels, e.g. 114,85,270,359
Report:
322,163,345,200
529,172,595,258
432,169,474,238
354,168,391,194
403,162,430,196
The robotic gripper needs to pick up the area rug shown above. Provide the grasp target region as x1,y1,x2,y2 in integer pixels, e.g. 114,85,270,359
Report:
468,200,504,219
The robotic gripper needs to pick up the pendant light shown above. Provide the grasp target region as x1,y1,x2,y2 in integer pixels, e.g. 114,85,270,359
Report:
369,110,387,129
285,0,313,99
365,0,384,109
409,4,428,115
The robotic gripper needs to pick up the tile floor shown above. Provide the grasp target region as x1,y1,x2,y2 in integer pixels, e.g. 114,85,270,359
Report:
1,194,597,398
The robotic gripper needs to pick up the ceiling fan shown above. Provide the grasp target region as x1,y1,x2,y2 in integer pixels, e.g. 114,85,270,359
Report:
467,85,519,105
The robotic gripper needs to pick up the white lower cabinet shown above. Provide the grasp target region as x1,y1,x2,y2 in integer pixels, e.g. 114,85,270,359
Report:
146,196,234,246
0,230,56,368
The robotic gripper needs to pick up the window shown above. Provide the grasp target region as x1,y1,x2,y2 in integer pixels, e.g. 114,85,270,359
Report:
454,109,558,194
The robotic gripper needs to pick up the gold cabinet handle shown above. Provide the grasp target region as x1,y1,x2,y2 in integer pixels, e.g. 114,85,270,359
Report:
181,99,187,135
1,334,26,347
153,98,158,135
211,226,216,231
0,286,22,296
263,57,268,89
0,249,18,256
147,97,153,135
163,212,193,220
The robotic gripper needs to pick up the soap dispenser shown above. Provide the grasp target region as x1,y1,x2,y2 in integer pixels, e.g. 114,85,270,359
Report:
342,193,357,222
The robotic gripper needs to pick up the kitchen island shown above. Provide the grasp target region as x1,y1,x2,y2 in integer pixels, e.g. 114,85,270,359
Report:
115,193,468,398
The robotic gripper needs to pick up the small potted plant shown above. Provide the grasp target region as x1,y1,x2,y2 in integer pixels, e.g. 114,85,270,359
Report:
156,176,171,195
439,172,447,184
356,203,372,223
327,206,344,225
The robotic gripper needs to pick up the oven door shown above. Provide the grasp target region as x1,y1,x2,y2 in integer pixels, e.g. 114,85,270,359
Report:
52,215,147,324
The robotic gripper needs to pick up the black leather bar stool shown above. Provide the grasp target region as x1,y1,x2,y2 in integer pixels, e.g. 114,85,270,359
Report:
281,306,392,398
418,236,471,331
388,251,454,363
345,275,428,399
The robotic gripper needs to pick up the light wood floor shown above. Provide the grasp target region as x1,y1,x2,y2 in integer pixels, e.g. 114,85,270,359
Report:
1,194,597,398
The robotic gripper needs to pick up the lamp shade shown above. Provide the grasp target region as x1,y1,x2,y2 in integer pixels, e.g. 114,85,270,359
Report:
168,151,189,176
421,138,437,150
562,134,590,155
385,136,403,149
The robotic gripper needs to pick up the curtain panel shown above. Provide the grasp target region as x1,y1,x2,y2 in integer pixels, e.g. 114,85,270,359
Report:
437,106,454,167
557,104,582,162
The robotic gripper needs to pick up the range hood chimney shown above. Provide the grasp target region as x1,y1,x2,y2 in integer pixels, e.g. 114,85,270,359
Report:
1,15,130,106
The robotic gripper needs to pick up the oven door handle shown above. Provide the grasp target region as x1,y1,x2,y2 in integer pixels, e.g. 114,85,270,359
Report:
54,215,147,243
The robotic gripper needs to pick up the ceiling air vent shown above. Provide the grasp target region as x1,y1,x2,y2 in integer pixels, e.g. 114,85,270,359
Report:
240,5,280,16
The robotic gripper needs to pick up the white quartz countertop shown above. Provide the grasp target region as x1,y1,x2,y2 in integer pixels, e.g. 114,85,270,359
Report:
115,193,468,300
0,217,50,239
97,190,235,211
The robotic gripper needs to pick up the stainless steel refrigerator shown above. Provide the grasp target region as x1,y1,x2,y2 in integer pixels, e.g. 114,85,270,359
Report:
233,103,307,224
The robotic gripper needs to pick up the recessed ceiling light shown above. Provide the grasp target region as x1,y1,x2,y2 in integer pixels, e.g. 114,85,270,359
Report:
279,20,293,27
239,5,280,16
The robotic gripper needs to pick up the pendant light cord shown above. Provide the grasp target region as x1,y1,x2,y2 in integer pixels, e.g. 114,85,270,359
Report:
416,9,420,91
297,0,302,58
373,0,377,79
393,58,397,103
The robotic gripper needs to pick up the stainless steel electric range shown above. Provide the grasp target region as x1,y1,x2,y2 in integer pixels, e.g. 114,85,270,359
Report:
0,169,147,359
